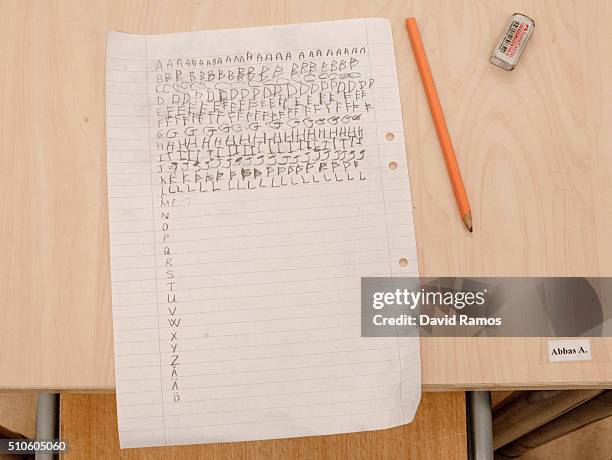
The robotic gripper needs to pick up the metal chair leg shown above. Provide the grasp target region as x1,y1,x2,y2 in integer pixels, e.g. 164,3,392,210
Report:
467,391,494,460
35,393,59,460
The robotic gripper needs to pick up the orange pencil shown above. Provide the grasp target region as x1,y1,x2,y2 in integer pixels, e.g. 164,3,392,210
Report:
405,17,473,232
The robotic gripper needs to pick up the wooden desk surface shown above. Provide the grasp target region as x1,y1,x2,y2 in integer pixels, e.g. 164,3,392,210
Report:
1,0,611,391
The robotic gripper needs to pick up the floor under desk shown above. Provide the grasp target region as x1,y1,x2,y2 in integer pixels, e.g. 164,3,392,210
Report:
58,392,467,459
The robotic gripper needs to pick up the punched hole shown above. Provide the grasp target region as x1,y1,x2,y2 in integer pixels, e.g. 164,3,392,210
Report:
385,132,395,142
388,161,398,170
399,258,408,267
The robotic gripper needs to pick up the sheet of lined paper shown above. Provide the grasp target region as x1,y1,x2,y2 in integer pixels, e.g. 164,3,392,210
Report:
106,18,420,448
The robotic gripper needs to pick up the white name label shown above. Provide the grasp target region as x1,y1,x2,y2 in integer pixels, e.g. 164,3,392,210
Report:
548,339,592,362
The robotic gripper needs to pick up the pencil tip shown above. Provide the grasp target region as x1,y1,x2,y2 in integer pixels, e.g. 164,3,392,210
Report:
462,212,473,233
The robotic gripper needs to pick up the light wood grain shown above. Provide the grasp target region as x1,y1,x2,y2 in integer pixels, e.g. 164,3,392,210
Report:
0,0,611,390
0,393,36,438
59,392,466,459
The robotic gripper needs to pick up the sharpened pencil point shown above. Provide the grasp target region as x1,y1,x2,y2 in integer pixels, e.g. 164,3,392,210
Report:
463,212,473,233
